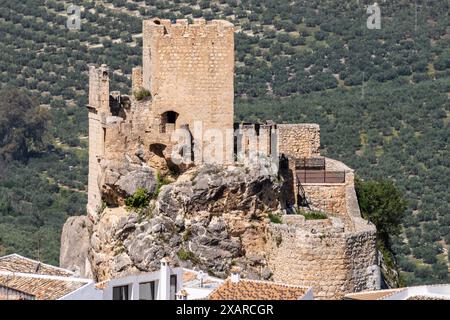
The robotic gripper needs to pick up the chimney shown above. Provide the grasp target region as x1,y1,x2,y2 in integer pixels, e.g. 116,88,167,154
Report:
159,257,171,300
230,266,241,283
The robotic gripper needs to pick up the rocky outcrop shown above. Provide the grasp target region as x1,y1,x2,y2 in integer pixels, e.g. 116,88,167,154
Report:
379,249,401,289
63,164,282,282
60,216,93,278
100,157,157,206
61,162,380,299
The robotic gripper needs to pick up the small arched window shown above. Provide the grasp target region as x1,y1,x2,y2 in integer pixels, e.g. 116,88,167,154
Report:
160,111,179,133
165,111,178,124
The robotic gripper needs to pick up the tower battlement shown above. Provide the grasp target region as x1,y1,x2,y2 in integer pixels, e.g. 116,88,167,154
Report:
88,64,109,113
143,18,234,38
141,18,235,96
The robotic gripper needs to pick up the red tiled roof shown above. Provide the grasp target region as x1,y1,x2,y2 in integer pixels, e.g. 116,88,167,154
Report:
0,274,86,300
208,279,309,300
0,254,74,277
183,270,198,283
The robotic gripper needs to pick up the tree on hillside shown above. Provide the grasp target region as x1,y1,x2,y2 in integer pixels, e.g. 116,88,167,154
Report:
356,178,408,286
0,87,50,162
355,178,407,249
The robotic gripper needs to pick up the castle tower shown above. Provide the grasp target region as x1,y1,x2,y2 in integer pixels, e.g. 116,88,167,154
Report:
87,64,110,218
139,18,235,163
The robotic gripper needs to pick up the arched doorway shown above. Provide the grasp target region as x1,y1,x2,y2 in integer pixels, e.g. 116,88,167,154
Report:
160,111,179,133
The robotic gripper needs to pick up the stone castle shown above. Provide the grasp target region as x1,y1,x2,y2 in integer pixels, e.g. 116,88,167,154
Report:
64,18,381,299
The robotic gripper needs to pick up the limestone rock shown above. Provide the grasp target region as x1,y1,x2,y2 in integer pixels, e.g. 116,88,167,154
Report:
61,163,379,299
85,164,281,281
60,216,93,278
101,157,157,206
116,168,156,196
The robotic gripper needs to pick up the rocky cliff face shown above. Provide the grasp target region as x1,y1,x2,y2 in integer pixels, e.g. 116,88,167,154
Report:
61,160,380,299
61,164,282,282
60,216,93,278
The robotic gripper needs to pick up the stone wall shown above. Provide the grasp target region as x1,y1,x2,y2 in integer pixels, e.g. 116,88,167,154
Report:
267,215,379,300
142,18,235,162
236,124,275,164
301,159,356,217
267,161,380,299
87,112,104,218
131,66,143,94
277,124,320,159
302,184,348,216
87,65,110,218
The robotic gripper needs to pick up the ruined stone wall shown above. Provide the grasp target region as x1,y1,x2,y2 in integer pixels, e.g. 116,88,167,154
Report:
88,65,110,114
142,18,235,162
277,124,320,159
267,160,380,299
302,159,357,218
237,124,274,163
131,66,143,95
87,65,110,218
303,184,347,216
267,216,379,300
87,113,104,218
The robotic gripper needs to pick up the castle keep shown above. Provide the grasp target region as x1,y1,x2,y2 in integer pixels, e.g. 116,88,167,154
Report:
80,18,380,299
87,18,323,217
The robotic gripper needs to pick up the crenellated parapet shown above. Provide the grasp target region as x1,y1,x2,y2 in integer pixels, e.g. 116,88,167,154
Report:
143,18,234,39
139,18,235,165
88,64,110,115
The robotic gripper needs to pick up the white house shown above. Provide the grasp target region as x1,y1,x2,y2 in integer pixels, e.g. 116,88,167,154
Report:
100,258,223,300
345,284,450,300
0,253,313,300
179,268,224,300
101,258,185,300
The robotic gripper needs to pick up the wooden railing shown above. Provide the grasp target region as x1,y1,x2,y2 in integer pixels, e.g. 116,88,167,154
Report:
295,157,325,170
296,170,346,184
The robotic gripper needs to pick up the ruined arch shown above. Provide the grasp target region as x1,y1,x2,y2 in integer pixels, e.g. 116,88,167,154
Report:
160,110,179,133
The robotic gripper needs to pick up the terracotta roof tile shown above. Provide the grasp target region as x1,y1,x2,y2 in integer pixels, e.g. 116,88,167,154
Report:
208,279,309,300
0,274,86,300
183,270,198,283
0,284,36,300
0,295,26,300
0,254,74,277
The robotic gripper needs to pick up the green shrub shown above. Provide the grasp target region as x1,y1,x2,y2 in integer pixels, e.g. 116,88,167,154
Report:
177,248,199,264
153,172,171,198
298,210,328,220
134,87,151,101
268,213,282,224
125,188,150,210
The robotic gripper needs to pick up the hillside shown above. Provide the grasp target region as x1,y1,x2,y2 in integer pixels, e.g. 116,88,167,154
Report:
0,0,448,285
